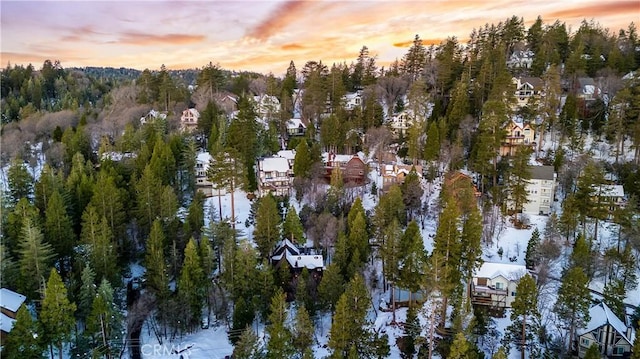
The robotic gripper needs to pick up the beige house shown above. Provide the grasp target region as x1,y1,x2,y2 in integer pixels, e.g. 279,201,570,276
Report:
522,166,556,215
513,77,543,108
382,164,422,191
180,108,200,132
500,119,535,156
576,302,635,358
471,262,528,310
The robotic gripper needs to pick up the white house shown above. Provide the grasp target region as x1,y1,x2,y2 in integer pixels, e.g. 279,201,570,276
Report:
180,108,200,132
576,302,635,358
471,262,528,309
257,154,294,197
195,152,216,197
253,94,281,119
286,118,307,137
593,184,625,215
522,165,556,215
343,91,363,110
139,109,167,125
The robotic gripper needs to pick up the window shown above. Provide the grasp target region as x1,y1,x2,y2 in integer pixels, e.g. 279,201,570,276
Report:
613,346,624,355
495,282,503,290
511,291,516,296
581,338,589,346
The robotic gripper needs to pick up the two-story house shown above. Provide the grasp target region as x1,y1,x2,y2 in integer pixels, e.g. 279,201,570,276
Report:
593,184,626,217
471,262,528,311
323,153,367,185
286,118,307,137
500,119,535,156
343,91,363,111
139,109,167,126
575,77,600,101
382,164,423,191
576,302,635,358
180,108,200,132
257,154,294,197
253,94,281,119
522,165,556,215
513,77,543,108
0,288,26,345
195,152,215,197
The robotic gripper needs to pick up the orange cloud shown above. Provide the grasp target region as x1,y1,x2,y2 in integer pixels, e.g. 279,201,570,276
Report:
118,32,205,46
247,1,319,41
59,25,102,42
281,43,306,51
546,1,639,19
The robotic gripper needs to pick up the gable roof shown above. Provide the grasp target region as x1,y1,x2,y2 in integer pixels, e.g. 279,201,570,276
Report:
0,312,16,333
475,262,528,281
518,77,543,89
271,239,324,270
287,118,306,130
0,288,26,313
577,302,633,343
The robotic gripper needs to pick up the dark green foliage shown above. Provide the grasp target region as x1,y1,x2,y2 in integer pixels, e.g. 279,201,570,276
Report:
40,269,76,359
525,228,541,269
265,289,294,358
253,195,281,259
318,262,344,312
18,218,54,299
3,305,45,359
402,304,420,358
283,205,305,245
554,266,591,353
7,156,34,205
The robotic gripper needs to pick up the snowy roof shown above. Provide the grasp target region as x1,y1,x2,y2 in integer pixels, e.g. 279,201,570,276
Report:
322,153,358,164
196,152,213,165
530,166,554,181
595,184,624,198
182,108,200,117
277,150,296,160
0,312,16,333
474,263,528,281
0,288,26,313
260,157,290,172
577,302,632,343
287,118,306,129
286,254,324,270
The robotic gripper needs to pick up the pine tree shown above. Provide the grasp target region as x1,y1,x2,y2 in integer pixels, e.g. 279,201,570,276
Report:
554,266,591,353
398,221,426,303
266,289,294,359
423,120,440,161
233,326,262,359
401,34,427,82
89,171,126,244
460,204,483,284
328,274,371,357
44,191,76,273
78,264,96,321
293,139,312,178
40,269,76,359
283,205,305,245
318,262,344,312
570,233,594,280
603,279,626,320
348,212,370,266
18,218,54,299
80,206,118,286
5,197,39,258
505,274,540,359
403,304,420,358
178,238,206,330
506,145,532,224
584,343,600,359
493,347,508,359
34,164,64,216
448,332,471,359
65,153,94,234
186,190,206,239
231,297,255,344
402,168,423,221
525,228,541,269
380,218,402,297
87,279,123,357
7,156,34,205
293,305,315,353
145,220,170,298
253,195,281,259
3,305,44,359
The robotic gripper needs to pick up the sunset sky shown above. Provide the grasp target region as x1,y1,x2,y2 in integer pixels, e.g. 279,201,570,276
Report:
1,1,638,75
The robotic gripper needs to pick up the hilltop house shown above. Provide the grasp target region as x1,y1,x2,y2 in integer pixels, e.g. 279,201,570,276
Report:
322,153,367,185
139,109,167,126
0,288,26,345
180,108,200,132
500,119,535,156
507,50,534,69
213,92,239,115
576,302,635,358
471,262,528,311
522,165,556,215
513,76,543,108
257,151,295,197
